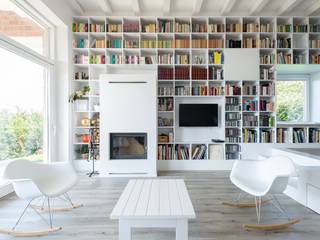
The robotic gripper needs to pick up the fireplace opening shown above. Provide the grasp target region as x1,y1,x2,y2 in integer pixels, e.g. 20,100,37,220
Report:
110,133,147,160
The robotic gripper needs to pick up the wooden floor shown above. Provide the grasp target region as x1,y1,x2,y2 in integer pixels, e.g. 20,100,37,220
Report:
0,171,319,240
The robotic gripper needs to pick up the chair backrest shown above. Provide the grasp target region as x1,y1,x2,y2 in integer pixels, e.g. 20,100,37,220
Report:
3,160,78,198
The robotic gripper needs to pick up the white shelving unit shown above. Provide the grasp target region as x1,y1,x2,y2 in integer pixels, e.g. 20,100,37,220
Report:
71,16,320,170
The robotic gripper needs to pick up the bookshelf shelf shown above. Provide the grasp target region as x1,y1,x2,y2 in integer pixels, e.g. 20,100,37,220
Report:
71,16,320,167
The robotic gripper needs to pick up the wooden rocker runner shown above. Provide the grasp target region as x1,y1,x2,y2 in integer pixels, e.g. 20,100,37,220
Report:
0,160,81,237
225,156,300,231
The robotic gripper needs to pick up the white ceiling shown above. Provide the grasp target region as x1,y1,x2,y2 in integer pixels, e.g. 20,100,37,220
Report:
67,0,320,16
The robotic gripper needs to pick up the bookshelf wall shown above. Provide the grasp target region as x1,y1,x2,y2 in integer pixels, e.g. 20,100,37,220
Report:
72,16,320,165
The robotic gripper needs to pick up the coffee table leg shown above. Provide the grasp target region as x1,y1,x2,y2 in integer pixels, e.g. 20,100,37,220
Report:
176,219,188,240
119,219,131,240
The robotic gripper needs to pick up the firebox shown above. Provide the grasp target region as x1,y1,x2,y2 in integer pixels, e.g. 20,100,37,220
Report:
110,133,147,160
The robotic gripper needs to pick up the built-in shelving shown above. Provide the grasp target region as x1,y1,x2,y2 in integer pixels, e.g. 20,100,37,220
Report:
71,16,320,165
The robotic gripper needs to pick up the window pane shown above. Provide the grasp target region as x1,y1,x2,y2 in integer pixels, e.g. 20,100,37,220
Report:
276,81,305,122
0,0,46,55
0,47,47,181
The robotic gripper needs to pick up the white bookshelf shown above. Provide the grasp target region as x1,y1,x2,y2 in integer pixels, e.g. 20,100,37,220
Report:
71,16,320,169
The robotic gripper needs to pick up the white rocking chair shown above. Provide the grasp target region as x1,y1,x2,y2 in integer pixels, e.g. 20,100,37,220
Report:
223,155,300,231
0,160,81,237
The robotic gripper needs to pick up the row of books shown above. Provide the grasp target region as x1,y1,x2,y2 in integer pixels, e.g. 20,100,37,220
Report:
277,24,292,32
123,55,139,64
225,136,241,143
209,86,224,96
260,100,275,112
226,153,240,160
209,67,223,80
225,84,241,96
158,20,174,33
72,22,88,32
260,23,273,32
158,68,174,80
158,144,174,160
90,23,105,32
227,40,242,48
226,104,241,111
159,54,173,64
158,98,174,111
192,23,207,33
208,51,224,64
277,52,292,64
175,22,191,32
293,54,306,64
260,115,275,127
243,38,258,48
226,112,241,121
226,120,241,127
242,85,257,95
293,24,308,33
176,145,190,160
175,39,190,48
158,86,174,96
309,128,320,143
260,129,274,143
243,99,258,111
106,54,122,64
92,39,106,48
140,56,157,64
260,68,274,80
226,128,241,137
175,86,191,96
158,40,174,48
208,23,224,33
309,39,320,48
191,68,207,79
192,39,207,48
260,38,275,48
260,54,275,64
192,145,207,160
140,40,157,48
208,39,224,48
74,54,88,64
277,128,291,143
226,23,241,32
142,23,156,33
277,38,291,48
310,54,320,64
310,24,320,32
226,96,240,105
243,115,258,127
106,23,122,32
123,40,139,48
225,144,241,153
123,22,139,32
106,39,122,48
89,55,105,64
293,128,307,143
72,38,89,48
175,67,190,79
192,86,208,96
193,55,206,64
175,54,189,64
243,23,259,32
243,129,257,143
260,83,274,95
74,71,89,80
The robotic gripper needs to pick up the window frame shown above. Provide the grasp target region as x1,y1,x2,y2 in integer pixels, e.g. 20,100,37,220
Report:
276,74,310,123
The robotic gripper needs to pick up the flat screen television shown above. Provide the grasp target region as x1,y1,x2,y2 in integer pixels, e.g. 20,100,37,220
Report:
179,104,219,127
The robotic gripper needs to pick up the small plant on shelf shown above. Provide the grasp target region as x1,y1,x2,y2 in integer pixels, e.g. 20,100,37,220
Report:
69,86,90,103
77,145,89,160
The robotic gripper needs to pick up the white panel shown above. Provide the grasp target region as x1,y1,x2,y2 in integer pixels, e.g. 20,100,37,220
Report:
135,180,152,216
307,184,320,214
168,180,182,216
176,180,196,218
159,179,171,216
147,180,160,216
123,179,144,216
224,49,259,80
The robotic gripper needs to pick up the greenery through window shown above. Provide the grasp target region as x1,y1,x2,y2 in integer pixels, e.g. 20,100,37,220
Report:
276,80,305,122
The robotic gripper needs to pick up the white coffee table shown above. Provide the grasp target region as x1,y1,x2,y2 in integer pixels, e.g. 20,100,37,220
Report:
110,179,196,240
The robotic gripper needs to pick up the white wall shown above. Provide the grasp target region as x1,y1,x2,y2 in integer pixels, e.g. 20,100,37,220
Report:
310,72,320,122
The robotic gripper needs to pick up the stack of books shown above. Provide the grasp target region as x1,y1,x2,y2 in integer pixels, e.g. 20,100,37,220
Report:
309,128,320,143
226,23,241,32
293,24,308,32
158,68,174,80
175,39,190,48
192,67,207,80
141,23,156,32
260,23,273,32
72,38,89,48
277,24,292,32
90,23,105,32
175,22,191,32
192,39,207,48
208,51,224,64
158,19,173,32
277,128,291,143
260,99,275,111
192,23,207,32
175,145,190,160
106,23,122,32
260,83,274,95
208,23,224,32
89,54,105,64
243,23,259,32
243,115,258,126
209,67,223,80
140,40,157,48
260,37,275,48
158,53,173,64
123,39,139,48
227,39,241,48
158,98,174,111
192,145,207,160
260,114,275,126
208,39,224,48
293,128,306,143
243,98,258,111
175,54,189,64
192,85,208,96
72,22,88,32
158,40,174,48
243,129,257,143
106,54,122,64
260,129,274,143
123,22,139,32
158,144,174,160
106,39,122,48
209,86,224,96
175,67,190,79
243,38,258,48
124,55,139,64
140,56,156,64
277,52,292,64
225,84,241,95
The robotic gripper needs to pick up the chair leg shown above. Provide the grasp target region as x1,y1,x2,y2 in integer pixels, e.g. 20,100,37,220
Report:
64,193,75,208
269,194,290,219
254,196,262,224
12,199,34,230
47,198,53,228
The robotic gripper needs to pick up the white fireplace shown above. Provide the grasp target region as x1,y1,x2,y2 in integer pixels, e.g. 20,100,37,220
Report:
99,72,157,177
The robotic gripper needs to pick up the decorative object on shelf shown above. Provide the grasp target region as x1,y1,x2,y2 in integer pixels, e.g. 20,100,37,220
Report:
80,118,90,127
79,145,89,160
87,127,100,177
81,134,90,143
69,86,90,103
158,134,169,143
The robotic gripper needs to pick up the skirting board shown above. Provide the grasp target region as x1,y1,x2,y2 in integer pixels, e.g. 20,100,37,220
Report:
157,160,234,171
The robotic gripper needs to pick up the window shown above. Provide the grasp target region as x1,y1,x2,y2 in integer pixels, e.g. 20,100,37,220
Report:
276,80,307,122
0,0,48,56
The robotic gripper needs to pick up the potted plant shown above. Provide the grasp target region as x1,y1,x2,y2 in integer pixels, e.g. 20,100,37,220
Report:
69,86,90,103
78,145,89,160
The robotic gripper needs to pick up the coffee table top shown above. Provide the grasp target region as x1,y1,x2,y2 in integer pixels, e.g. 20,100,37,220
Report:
110,179,196,219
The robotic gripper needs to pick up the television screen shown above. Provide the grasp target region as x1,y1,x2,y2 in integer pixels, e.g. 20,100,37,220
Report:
179,104,218,127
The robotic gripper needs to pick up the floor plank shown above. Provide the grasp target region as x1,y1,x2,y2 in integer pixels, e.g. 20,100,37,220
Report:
0,171,319,240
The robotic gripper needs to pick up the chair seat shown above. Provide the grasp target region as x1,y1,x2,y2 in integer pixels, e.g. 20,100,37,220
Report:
231,175,270,197
39,179,78,197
